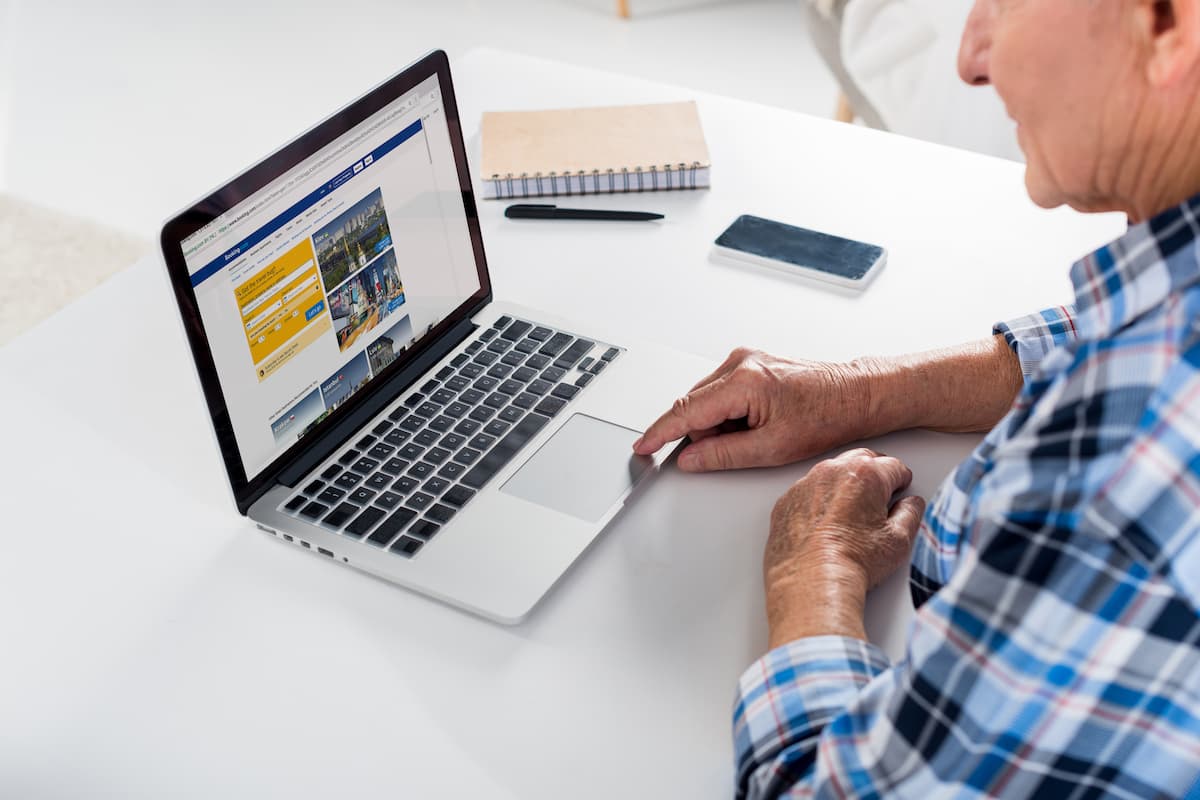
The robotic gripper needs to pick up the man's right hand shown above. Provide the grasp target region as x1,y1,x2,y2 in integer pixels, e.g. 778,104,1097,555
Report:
632,347,881,472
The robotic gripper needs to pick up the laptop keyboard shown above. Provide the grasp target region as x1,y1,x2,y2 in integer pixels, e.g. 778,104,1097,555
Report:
278,315,621,558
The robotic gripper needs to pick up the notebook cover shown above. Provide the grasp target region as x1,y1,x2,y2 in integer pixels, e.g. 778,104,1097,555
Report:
480,101,711,179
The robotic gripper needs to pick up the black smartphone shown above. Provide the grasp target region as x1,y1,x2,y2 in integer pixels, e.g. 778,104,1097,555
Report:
713,214,886,290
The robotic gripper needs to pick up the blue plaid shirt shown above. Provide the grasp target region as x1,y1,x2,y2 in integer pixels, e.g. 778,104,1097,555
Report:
734,194,1200,799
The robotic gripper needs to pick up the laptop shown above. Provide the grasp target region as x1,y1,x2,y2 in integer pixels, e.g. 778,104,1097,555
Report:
160,50,711,623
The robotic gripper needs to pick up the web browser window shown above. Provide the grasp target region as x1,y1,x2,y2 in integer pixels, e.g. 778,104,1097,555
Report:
182,75,480,479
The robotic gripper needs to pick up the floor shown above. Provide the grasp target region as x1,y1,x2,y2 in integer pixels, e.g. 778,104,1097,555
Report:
0,0,836,345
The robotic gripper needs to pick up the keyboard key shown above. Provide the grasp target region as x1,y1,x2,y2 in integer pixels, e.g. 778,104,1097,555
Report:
388,405,409,422
473,376,498,392
527,379,552,396
454,447,482,466
423,477,451,495
346,507,387,538
553,339,594,369
529,326,552,341
392,475,420,493
468,405,496,422
447,375,471,392
445,402,470,418
501,351,526,367
473,350,499,366
462,413,550,489
485,419,511,437
406,492,435,511
539,332,572,356
368,443,395,460
466,341,483,354
494,315,513,330
420,379,440,395
428,415,454,432
375,491,403,510
321,464,342,480
575,373,594,387
381,457,411,476
512,392,537,409
284,495,307,512
335,472,363,489
486,338,512,353
590,359,608,374
337,449,361,466
451,353,469,368
460,363,484,378
408,461,435,479
461,388,485,405
318,486,346,504
438,461,467,480
303,480,324,496
416,402,441,418
352,457,380,475
443,486,476,508
300,501,330,519
365,473,392,490
551,383,581,401
373,420,393,436
454,418,482,435
415,429,439,446
479,328,498,342
579,357,594,372
487,363,512,380
498,379,523,395
356,435,377,450
514,366,538,382
514,338,539,354
384,429,410,446
404,394,424,408
439,432,467,450
426,504,456,524
499,405,525,423
399,443,425,460
322,502,359,528
350,487,377,504
525,354,551,370
390,536,424,557
484,392,508,409
541,366,566,382
500,320,532,340
425,447,451,465
367,508,417,546
432,389,457,405
399,414,427,432
470,434,497,451
602,347,619,361
534,396,567,417
436,365,455,380
408,520,441,540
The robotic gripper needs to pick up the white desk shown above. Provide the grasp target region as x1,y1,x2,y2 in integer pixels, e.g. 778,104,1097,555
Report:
0,50,1124,798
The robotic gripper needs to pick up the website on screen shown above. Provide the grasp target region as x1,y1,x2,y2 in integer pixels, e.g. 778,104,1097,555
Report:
182,76,480,478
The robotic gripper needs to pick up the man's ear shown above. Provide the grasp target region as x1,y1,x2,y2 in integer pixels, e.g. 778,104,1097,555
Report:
1143,0,1200,86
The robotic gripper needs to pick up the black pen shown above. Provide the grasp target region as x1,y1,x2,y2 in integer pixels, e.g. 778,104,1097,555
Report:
504,203,664,221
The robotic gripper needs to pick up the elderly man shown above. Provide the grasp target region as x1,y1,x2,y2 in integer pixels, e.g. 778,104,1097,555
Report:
634,0,1200,796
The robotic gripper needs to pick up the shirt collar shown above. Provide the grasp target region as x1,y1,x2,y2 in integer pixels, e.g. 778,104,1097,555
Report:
1069,193,1200,340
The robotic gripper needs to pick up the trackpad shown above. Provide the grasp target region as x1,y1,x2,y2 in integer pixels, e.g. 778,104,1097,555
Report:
501,413,651,522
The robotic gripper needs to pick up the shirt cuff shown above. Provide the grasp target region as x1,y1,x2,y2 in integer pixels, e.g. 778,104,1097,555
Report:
993,304,1078,379
733,636,890,798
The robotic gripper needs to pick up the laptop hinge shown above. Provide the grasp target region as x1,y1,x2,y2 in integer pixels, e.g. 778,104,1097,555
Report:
273,316,478,490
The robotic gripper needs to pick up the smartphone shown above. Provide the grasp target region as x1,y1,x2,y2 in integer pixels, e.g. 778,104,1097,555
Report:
713,214,886,290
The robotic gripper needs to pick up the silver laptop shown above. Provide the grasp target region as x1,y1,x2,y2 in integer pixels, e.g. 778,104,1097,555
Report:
160,50,708,623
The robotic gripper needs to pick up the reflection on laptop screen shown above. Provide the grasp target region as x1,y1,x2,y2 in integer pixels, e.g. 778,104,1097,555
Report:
181,75,480,479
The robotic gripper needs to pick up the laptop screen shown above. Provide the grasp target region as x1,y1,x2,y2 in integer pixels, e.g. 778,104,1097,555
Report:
180,73,481,480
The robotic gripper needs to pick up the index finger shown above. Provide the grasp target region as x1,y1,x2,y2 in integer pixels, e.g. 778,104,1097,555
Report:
633,378,749,455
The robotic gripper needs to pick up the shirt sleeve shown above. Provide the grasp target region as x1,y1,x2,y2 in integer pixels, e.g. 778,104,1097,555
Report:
992,304,1078,379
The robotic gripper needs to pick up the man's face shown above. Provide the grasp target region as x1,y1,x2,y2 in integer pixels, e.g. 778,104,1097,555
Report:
959,0,1135,212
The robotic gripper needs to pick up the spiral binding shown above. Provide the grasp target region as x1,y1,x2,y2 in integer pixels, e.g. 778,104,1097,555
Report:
489,162,704,199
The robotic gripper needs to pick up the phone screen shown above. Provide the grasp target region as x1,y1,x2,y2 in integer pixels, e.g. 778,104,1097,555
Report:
715,215,883,280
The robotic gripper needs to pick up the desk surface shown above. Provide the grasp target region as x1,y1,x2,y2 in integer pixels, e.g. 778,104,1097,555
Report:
0,50,1125,798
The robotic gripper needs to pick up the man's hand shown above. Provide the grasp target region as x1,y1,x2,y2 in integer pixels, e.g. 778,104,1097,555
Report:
631,348,878,472
763,448,926,647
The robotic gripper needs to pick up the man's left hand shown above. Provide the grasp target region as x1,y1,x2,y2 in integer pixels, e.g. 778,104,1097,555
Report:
764,448,926,647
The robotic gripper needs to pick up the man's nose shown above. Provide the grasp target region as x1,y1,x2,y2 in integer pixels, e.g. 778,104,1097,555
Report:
959,0,993,86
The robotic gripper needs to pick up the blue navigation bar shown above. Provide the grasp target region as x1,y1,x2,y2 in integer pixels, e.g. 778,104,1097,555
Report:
190,119,423,288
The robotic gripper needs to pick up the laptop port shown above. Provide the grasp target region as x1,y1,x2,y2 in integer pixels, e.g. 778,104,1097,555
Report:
318,547,334,558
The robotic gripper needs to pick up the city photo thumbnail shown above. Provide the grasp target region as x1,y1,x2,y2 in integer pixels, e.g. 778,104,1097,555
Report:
312,187,393,290
270,387,325,446
319,349,372,411
328,248,406,352
366,313,414,376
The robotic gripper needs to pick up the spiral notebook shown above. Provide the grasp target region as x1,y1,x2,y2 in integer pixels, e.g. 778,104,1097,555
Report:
480,101,711,200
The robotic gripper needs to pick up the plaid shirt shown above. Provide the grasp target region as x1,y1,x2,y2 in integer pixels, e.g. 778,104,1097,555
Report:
734,194,1200,799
